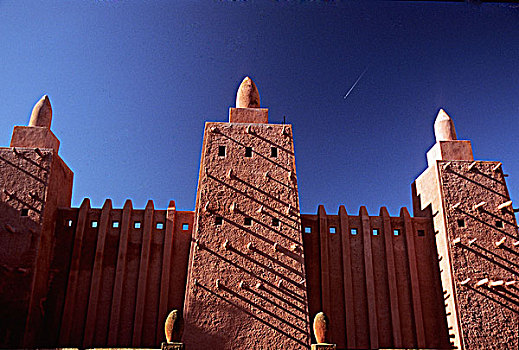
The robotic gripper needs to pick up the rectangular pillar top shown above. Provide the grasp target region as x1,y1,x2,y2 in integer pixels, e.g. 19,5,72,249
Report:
229,107,268,123
426,140,473,168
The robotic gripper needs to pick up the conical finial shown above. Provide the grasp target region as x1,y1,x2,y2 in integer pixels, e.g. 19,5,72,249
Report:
29,95,52,128
164,309,179,343
434,108,457,142
236,76,260,108
313,312,329,344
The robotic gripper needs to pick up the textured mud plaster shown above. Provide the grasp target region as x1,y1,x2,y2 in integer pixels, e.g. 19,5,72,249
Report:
440,161,519,350
182,122,311,349
0,147,73,346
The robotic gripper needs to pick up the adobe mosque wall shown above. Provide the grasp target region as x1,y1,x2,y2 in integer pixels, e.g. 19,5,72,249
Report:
0,79,517,349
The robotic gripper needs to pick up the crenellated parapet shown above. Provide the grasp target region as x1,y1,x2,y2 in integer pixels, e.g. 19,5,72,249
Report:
301,205,450,349
48,199,194,348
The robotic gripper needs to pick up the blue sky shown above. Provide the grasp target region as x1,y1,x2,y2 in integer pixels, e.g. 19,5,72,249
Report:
0,1,518,216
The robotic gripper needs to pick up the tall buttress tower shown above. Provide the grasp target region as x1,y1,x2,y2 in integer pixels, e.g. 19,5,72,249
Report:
412,110,519,349
0,96,73,347
182,77,311,349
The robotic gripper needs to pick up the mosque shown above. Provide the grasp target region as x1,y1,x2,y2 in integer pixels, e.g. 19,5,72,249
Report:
0,77,517,349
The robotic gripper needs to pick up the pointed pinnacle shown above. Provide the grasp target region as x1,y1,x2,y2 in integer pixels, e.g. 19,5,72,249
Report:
29,95,52,128
236,76,260,108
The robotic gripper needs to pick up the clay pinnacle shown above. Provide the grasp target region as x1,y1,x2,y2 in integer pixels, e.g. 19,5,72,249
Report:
29,95,52,128
434,108,457,142
236,76,260,108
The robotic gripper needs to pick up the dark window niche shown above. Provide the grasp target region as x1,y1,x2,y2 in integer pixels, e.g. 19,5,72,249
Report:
272,218,280,227
496,220,503,228
244,217,252,226
245,147,253,157
218,145,226,157
271,147,278,158
215,216,223,226
418,229,425,237
457,219,465,228
21,208,29,217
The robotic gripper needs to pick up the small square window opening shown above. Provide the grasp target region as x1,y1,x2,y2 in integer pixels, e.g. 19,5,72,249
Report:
304,227,312,233
215,217,223,226
271,147,278,158
156,222,164,229
351,228,358,235
496,220,503,228
272,218,280,227
182,223,189,230
134,221,141,229
244,217,252,226
393,229,400,236
329,227,336,234
245,147,253,158
112,221,119,228
218,146,226,157
418,230,425,237
373,229,379,236
457,219,465,228
67,219,73,227
21,208,29,217
91,221,98,228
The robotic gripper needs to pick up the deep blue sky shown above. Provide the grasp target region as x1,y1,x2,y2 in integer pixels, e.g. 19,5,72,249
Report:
0,1,518,216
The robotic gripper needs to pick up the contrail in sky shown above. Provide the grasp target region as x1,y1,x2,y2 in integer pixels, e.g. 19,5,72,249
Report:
343,67,368,100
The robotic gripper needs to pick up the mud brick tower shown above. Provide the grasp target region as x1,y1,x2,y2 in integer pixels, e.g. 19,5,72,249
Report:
0,96,73,346
413,109,519,349
182,77,311,349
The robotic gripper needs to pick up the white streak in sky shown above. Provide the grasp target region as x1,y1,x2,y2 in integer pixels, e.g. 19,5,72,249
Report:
343,67,368,100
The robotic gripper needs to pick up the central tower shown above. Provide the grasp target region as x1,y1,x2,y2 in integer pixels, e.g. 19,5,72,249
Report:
182,77,311,349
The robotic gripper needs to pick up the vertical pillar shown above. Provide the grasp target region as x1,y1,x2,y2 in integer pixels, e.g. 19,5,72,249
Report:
156,200,176,344
182,117,310,348
415,158,519,349
360,206,379,349
132,200,155,346
84,199,112,346
380,207,402,348
401,207,425,348
338,206,356,348
318,205,331,317
108,199,132,345
59,198,90,344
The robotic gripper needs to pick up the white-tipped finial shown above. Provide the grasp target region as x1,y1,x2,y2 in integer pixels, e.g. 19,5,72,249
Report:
434,109,457,142
29,95,52,128
236,76,260,108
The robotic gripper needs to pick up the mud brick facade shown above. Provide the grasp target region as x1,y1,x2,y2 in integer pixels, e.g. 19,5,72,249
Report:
0,80,517,349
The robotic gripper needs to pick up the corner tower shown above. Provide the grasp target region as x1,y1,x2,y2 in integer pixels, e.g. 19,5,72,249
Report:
0,96,73,347
412,109,519,349
182,77,311,349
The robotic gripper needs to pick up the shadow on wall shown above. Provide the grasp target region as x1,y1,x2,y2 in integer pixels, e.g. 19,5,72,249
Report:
187,282,307,349
0,201,41,347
